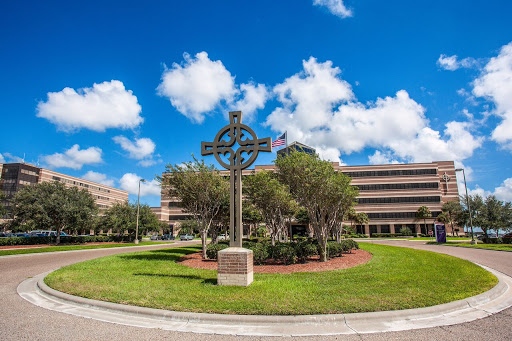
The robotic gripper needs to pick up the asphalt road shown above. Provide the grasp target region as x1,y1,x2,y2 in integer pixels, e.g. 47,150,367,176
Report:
1,239,511,340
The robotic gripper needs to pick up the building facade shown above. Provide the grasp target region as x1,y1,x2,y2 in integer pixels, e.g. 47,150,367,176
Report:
0,163,128,221
158,159,459,237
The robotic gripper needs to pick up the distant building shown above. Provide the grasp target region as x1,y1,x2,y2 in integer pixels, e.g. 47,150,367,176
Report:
277,141,316,157
0,163,128,221
157,157,459,237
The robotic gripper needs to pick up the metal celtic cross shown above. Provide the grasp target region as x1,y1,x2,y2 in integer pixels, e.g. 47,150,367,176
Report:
201,111,271,247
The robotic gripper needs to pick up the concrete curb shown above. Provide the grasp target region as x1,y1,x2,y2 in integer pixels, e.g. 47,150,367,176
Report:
17,263,512,336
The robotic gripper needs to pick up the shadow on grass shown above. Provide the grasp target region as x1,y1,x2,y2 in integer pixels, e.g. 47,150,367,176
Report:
133,272,216,285
119,246,200,262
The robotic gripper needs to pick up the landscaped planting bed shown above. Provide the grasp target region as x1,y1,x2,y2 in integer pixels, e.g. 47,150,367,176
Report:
44,243,498,315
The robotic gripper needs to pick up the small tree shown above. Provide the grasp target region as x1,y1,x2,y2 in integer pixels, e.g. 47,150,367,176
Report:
242,202,263,239
354,212,369,229
159,159,229,259
12,181,97,244
416,206,432,235
244,170,297,245
275,152,358,261
442,201,462,236
400,226,412,236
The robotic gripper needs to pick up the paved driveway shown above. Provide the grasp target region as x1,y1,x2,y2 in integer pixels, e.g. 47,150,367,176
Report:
1,240,511,340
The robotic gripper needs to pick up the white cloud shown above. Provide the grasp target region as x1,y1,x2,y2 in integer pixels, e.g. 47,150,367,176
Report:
313,0,353,18
113,135,156,160
495,178,512,202
230,82,269,122
37,80,143,132
43,145,102,170
472,42,512,150
82,171,115,187
2,153,24,163
119,173,161,196
0,153,5,163
157,52,237,123
368,151,402,165
265,57,483,165
437,54,478,71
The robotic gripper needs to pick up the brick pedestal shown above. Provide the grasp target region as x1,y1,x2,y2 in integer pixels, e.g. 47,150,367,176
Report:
217,247,253,286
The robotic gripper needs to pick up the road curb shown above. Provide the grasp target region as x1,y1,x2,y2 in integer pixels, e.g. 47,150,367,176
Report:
17,263,512,336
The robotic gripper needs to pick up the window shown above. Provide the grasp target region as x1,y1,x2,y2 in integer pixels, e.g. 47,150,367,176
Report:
344,168,437,178
366,211,441,219
357,196,441,204
355,182,439,191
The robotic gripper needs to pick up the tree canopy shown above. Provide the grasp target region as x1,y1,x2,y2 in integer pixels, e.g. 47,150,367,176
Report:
275,152,358,261
159,158,229,259
11,181,97,244
100,202,163,238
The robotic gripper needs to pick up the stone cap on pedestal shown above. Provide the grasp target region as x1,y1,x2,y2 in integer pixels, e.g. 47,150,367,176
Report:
218,247,253,255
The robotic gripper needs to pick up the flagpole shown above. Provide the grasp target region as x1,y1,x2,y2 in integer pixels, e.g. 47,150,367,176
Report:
285,131,288,147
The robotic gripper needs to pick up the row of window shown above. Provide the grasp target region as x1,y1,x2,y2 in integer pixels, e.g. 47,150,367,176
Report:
20,169,38,176
169,215,192,221
344,168,437,178
366,211,441,219
93,195,110,201
52,176,111,193
357,196,441,204
168,202,182,208
97,204,109,209
355,182,439,191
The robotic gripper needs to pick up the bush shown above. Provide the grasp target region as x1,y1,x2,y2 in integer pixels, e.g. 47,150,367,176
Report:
0,235,136,246
400,227,413,236
251,243,270,264
267,243,297,265
326,241,343,258
293,240,318,263
205,243,229,259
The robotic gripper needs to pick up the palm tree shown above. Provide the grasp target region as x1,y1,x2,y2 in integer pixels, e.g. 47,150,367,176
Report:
416,206,432,235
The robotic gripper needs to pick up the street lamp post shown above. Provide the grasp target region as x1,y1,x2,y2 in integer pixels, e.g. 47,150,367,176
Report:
135,178,146,245
455,168,476,245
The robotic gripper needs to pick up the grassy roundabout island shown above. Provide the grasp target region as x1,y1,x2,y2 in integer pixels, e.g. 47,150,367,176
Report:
44,243,497,315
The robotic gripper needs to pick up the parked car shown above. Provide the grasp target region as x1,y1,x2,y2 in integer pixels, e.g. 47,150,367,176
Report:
150,235,160,240
179,234,194,241
161,234,175,240
218,234,229,240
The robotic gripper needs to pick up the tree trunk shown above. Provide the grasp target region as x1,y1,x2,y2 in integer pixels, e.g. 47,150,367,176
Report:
201,230,207,259
56,226,62,245
319,238,328,262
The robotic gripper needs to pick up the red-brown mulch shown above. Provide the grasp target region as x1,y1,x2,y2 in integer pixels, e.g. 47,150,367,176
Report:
178,249,372,274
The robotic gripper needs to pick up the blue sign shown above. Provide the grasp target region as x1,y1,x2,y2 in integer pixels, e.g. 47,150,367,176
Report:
435,223,446,243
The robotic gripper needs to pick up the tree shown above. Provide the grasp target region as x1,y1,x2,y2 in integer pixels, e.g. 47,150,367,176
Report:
244,170,297,245
355,212,369,227
159,159,229,259
416,206,432,235
12,181,97,244
275,152,358,261
442,201,462,236
100,202,161,238
242,201,263,239
480,195,512,237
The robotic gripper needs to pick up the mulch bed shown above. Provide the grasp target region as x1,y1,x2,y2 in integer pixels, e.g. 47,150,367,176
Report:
178,249,372,274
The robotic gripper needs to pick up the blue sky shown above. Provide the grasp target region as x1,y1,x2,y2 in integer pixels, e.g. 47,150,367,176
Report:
1,0,512,207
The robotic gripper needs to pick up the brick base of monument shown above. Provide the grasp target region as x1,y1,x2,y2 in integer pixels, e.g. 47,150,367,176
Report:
217,247,254,286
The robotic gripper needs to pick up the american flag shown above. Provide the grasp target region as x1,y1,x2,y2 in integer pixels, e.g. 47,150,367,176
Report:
272,132,286,148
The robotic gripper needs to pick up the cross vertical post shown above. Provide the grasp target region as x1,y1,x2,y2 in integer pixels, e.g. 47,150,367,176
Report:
201,110,271,286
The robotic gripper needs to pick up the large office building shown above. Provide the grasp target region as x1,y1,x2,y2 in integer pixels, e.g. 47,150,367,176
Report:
0,163,128,221
157,143,459,236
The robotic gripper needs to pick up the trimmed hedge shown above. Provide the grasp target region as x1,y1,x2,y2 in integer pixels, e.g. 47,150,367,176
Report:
371,233,411,238
0,235,137,246
481,237,512,244
205,239,359,264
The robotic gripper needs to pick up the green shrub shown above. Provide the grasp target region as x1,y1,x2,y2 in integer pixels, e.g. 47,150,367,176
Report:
293,240,317,263
251,243,270,264
326,241,343,258
400,227,413,236
0,235,135,246
205,243,229,259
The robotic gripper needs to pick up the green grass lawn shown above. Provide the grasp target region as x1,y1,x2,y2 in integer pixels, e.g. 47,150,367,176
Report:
428,241,512,251
410,237,471,241
44,244,497,315
0,242,170,256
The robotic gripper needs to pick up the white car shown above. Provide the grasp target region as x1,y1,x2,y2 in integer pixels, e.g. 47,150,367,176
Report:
218,234,229,240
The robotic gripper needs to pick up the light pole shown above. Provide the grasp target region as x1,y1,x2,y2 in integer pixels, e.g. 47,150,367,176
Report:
135,178,146,244
455,168,476,244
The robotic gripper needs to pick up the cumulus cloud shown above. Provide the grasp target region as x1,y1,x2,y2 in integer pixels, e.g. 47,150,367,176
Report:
2,153,24,163
368,151,402,165
265,57,483,164
230,82,269,122
113,136,155,160
82,171,115,187
119,173,161,196
495,178,512,202
313,0,353,18
437,54,478,71
37,80,143,132
0,153,5,163
157,52,237,123
43,145,102,170
472,42,512,150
